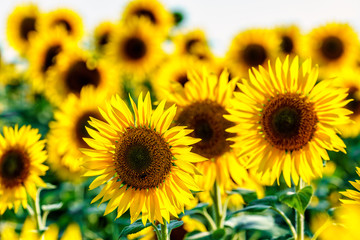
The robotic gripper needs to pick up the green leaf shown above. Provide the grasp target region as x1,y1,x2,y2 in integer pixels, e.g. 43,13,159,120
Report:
279,186,313,214
180,202,209,217
227,188,258,204
167,220,184,232
118,219,152,239
41,203,63,212
186,231,212,240
249,195,278,207
225,215,275,232
211,228,226,239
228,205,272,218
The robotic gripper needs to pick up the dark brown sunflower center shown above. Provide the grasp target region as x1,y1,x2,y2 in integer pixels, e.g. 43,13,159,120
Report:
176,100,235,159
0,149,30,188
177,74,189,87
242,43,267,67
262,93,317,151
98,32,110,47
42,44,62,73
123,37,147,60
321,36,344,60
20,17,36,41
346,86,360,117
114,128,172,189
75,111,102,148
54,19,72,33
134,9,157,24
185,39,200,54
65,60,101,94
280,35,294,54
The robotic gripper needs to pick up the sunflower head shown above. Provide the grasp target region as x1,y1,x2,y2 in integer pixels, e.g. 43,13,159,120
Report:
93,21,116,53
0,125,48,214
226,56,351,186
82,92,205,225
274,25,303,58
6,4,40,56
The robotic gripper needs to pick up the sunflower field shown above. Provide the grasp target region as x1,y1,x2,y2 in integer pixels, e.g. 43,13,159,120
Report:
1,1,360,240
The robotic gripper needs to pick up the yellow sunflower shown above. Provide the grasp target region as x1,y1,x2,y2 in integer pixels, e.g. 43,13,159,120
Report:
27,27,73,92
38,8,84,41
274,25,303,58
82,92,205,225
0,217,82,240
340,167,360,204
0,125,48,214
171,29,215,67
93,21,116,53
47,86,108,182
6,4,40,56
122,0,174,37
303,22,359,78
164,68,256,192
45,47,118,106
105,18,164,80
332,68,360,138
225,28,280,79
225,56,351,186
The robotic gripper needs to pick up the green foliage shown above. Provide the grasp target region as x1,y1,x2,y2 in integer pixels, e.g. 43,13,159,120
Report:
279,186,313,215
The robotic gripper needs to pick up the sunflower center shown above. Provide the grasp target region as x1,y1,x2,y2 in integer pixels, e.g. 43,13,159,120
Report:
176,100,235,159
54,19,72,33
42,44,62,73
0,149,30,188
98,32,110,47
185,39,200,54
123,37,147,60
262,93,317,151
177,74,189,87
242,44,267,67
134,9,156,24
65,60,101,94
346,86,360,117
75,111,103,148
280,35,294,54
114,128,172,189
321,36,344,60
20,17,36,41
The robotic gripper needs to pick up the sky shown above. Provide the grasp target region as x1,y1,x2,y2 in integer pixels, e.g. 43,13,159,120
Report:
1,0,360,60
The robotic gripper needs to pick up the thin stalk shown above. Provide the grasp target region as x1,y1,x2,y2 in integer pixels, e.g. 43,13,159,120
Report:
32,188,43,232
270,206,296,239
295,179,305,240
211,181,224,228
151,222,162,239
151,220,169,240
202,209,217,231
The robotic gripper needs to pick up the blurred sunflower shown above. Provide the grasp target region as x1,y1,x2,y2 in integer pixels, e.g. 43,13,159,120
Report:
0,217,82,240
82,92,205,224
173,29,215,63
122,0,174,36
45,48,118,106
6,4,40,56
333,68,360,138
0,125,48,214
225,28,280,78
226,56,351,186
165,69,255,191
105,18,164,80
38,8,84,41
93,21,116,53
47,86,108,182
340,167,360,204
274,25,303,58
27,27,72,92
304,22,359,78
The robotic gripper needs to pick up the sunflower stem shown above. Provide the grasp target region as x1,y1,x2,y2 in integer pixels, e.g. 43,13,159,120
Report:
211,181,224,229
270,206,296,239
160,219,169,240
202,209,217,231
32,188,44,232
295,179,305,240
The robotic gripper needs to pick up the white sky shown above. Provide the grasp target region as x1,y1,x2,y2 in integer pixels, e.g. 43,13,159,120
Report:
1,0,360,61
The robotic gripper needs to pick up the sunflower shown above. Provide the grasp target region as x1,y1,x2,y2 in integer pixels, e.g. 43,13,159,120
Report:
47,86,108,182
27,27,73,92
0,217,82,240
38,8,84,41
332,68,360,138
122,0,174,37
0,125,48,214
274,25,303,58
93,21,116,53
82,92,205,224
45,47,118,106
225,28,280,78
6,4,40,56
340,167,360,204
225,56,351,186
303,22,359,78
164,68,256,192
105,18,164,80
173,29,215,62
